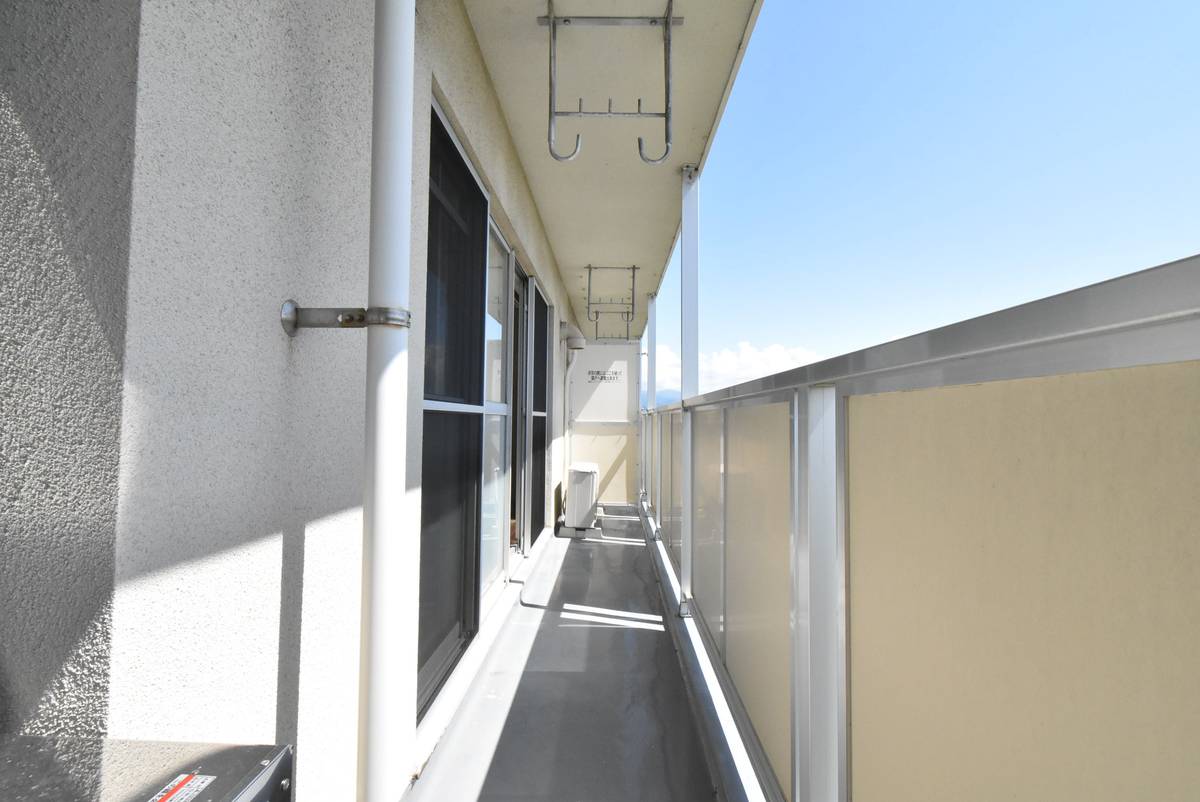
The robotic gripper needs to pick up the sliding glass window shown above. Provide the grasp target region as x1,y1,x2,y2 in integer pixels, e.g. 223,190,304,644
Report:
480,228,511,592
418,106,555,713
530,289,551,543
418,108,487,716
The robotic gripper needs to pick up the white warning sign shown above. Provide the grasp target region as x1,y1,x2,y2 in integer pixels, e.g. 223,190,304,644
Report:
147,773,216,802
570,342,640,423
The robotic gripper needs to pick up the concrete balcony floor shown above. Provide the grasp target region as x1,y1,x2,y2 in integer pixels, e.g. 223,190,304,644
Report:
407,508,714,802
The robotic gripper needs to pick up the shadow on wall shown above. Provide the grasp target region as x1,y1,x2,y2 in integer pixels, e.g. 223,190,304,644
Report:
98,0,375,763
0,0,141,737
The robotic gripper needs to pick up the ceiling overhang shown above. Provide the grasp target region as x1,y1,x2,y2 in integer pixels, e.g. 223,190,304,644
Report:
464,0,762,339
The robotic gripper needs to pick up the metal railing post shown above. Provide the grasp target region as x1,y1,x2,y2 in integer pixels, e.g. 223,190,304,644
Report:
680,408,694,614
679,164,699,615
645,293,657,506
790,389,810,802
680,166,699,395
648,292,657,410
656,413,664,530
801,385,847,802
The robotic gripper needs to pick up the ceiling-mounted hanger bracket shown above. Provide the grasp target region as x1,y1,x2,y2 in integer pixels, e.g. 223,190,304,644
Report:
541,0,680,164
585,265,639,339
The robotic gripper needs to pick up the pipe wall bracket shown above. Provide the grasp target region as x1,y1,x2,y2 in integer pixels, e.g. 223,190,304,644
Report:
280,299,411,337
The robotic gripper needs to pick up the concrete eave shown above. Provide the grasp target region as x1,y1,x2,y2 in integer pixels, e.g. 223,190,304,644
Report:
464,0,763,339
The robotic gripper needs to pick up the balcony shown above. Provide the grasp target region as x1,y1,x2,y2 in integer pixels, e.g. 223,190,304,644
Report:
3,1,1198,800
407,253,1200,802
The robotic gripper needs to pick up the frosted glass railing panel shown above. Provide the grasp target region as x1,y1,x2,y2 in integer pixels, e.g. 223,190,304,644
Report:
848,359,1200,802
651,414,660,512
661,412,674,560
724,400,794,799
691,407,725,653
667,411,684,571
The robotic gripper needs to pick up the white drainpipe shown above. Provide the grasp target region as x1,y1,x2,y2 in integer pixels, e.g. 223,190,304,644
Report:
360,0,416,799
564,351,577,475
562,324,586,480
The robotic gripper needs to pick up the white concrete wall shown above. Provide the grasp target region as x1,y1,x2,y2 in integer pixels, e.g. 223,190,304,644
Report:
104,2,374,800
566,342,641,504
0,0,139,741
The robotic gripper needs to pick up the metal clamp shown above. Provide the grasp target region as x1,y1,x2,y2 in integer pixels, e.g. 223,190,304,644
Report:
280,299,411,337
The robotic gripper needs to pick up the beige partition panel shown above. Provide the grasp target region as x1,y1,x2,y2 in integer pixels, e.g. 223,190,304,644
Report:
569,423,637,504
692,408,725,649
725,401,793,798
848,360,1200,802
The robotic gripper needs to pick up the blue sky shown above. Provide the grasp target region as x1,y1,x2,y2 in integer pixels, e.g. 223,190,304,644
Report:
648,0,1200,394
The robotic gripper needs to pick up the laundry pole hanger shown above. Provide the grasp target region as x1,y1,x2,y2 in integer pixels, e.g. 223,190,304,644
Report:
585,265,639,339
540,0,680,164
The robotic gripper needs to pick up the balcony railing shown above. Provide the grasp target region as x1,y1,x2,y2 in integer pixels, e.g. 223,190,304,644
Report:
640,254,1200,802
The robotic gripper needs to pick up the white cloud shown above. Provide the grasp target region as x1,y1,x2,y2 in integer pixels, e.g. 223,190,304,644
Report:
701,341,821,393
643,341,822,396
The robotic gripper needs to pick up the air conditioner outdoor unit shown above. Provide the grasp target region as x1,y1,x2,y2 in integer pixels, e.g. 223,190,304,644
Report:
565,462,599,530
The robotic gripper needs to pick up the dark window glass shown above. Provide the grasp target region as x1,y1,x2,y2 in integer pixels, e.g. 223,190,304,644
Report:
418,109,486,716
418,411,481,713
509,277,526,524
531,416,547,542
425,111,486,404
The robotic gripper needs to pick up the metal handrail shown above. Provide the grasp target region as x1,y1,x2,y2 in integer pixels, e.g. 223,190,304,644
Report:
651,253,1200,411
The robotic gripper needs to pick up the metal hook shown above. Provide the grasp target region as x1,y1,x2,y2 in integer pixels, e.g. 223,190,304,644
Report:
619,267,637,322
547,0,581,161
586,266,602,322
638,137,671,166
550,122,581,162
541,1,680,166
638,0,673,165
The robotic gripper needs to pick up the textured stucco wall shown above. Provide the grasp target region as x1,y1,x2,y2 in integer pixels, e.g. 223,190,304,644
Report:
0,0,140,743
4,1,579,795
104,2,373,799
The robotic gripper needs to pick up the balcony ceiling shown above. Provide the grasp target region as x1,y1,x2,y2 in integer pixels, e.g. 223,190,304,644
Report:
464,0,761,339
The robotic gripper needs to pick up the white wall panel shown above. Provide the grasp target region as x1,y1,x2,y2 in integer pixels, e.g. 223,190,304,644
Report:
569,342,640,424
569,424,638,504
